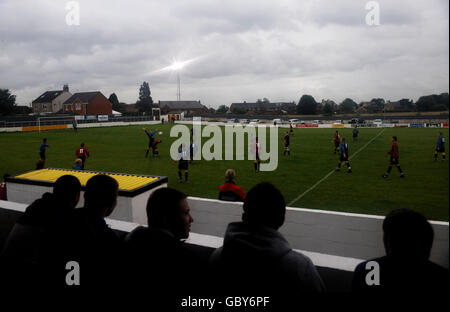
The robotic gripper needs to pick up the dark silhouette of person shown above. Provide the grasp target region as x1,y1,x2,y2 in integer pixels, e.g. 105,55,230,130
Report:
124,188,212,304
352,209,449,294
64,174,121,286
209,182,325,309
0,175,81,287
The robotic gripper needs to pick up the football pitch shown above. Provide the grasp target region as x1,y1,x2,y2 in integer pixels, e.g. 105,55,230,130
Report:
0,125,448,221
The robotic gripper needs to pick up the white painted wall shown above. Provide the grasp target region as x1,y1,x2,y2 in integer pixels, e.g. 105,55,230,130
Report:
186,197,449,269
52,91,72,113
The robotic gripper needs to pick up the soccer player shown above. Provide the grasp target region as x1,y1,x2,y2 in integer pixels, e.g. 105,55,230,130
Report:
352,126,359,142
333,130,341,154
250,137,261,172
289,122,294,136
336,137,352,173
176,144,189,183
143,128,157,158
189,140,198,164
72,119,78,132
39,138,49,161
75,143,90,169
434,132,446,161
383,136,405,178
283,131,291,156
152,139,162,157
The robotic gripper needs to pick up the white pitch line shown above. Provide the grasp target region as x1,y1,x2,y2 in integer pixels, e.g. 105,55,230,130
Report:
288,129,386,206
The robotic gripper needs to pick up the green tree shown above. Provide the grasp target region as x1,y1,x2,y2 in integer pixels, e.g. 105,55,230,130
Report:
231,106,247,114
297,95,317,115
322,103,333,116
13,106,32,115
0,89,16,116
416,93,449,112
136,81,153,114
339,98,357,113
398,98,415,111
217,105,229,113
108,93,123,112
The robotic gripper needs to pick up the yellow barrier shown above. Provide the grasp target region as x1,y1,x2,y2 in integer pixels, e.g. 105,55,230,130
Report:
22,124,68,132
15,168,160,191
332,123,345,128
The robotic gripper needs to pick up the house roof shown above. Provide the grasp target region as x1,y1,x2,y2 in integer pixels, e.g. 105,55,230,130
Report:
32,90,65,104
158,101,205,110
231,102,293,110
63,92,101,104
124,104,139,113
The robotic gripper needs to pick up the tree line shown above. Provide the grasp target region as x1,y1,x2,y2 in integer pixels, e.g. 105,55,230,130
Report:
1,85,448,116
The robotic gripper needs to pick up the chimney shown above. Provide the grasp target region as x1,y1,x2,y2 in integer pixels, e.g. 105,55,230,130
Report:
63,84,69,92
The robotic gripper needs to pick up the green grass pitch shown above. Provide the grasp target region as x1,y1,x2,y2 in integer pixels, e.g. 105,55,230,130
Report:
0,125,448,221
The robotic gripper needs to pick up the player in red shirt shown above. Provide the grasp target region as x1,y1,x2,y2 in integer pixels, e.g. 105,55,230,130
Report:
333,130,341,154
219,169,246,202
75,143,90,169
383,136,405,178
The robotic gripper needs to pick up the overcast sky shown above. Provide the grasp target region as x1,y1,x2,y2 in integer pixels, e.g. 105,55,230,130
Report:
0,0,448,107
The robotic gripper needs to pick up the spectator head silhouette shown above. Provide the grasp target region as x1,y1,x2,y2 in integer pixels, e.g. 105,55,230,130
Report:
53,175,81,209
84,175,118,217
225,169,235,183
383,209,434,262
242,182,286,230
146,188,193,240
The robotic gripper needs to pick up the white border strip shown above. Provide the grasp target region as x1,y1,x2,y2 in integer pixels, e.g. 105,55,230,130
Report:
2,197,448,226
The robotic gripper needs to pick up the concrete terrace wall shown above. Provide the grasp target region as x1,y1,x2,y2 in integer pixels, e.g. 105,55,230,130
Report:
1,197,448,272
187,197,449,270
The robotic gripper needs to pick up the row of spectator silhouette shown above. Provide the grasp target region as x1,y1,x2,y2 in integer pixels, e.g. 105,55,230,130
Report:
0,174,448,308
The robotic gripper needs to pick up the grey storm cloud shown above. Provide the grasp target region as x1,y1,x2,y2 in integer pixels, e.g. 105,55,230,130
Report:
0,0,448,107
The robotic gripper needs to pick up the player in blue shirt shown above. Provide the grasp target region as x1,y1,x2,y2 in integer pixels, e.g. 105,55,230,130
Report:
143,128,158,158
352,126,359,142
434,132,446,161
336,137,352,173
39,138,49,161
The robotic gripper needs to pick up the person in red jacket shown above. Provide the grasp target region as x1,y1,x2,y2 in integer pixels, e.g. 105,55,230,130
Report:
75,143,90,170
219,169,246,202
383,136,405,178
0,174,11,200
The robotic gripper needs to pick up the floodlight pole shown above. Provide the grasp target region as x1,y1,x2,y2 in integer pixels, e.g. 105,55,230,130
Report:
177,71,181,101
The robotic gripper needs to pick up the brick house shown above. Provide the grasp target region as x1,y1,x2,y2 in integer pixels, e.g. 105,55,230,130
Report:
158,100,208,115
32,84,72,113
63,91,112,115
